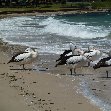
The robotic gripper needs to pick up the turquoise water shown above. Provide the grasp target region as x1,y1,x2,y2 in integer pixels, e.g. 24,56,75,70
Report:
0,12,111,111
0,12,111,53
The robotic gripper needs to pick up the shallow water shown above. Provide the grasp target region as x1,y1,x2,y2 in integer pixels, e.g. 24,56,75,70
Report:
80,76,111,111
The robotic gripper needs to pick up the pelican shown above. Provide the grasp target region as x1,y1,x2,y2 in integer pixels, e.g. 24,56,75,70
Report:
93,56,111,78
84,49,102,61
55,54,90,75
8,48,38,70
76,47,102,66
56,43,81,62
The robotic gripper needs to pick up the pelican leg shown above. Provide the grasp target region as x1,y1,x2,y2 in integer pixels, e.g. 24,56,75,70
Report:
106,71,109,78
22,64,25,70
88,62,90,67
70,69,73,75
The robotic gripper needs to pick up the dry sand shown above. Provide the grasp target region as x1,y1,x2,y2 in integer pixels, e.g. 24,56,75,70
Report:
0,40,101,111
0,10,107,110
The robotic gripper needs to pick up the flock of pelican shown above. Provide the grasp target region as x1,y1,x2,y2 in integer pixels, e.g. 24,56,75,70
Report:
55,43,111,76
7,43,111,77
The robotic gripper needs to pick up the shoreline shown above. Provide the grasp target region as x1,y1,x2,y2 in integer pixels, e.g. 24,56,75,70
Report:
1,10,111,111
0,10,110,110
0,8,110,19
0,34,101,110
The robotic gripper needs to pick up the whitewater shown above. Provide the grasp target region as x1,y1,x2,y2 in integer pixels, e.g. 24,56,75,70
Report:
0,12,111,111
0,12,111,54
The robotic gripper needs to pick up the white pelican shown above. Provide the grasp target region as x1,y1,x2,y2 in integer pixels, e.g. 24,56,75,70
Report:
8,48,38,69
76,47,102,66
84,49,102,61
55,54,90,75
93,56,111,78
56,43,80,62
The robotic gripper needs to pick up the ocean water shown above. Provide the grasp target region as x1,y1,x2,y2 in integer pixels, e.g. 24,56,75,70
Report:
0,12,111,111
0,12,111,54
79,77,111,111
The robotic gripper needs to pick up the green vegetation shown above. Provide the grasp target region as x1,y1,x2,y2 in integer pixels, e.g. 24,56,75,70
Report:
92,2,111,9
0,0,111,13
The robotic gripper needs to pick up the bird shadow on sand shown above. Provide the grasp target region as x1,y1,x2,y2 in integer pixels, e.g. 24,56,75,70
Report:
10,68,37,71
98,73,111,79
99,76,111,79
60,73,84,76
60,73,94,76
10,67,48,71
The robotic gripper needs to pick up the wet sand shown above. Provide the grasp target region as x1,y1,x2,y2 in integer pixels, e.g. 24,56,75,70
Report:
1,10,110,110
82,67,111,111
0,40,101,111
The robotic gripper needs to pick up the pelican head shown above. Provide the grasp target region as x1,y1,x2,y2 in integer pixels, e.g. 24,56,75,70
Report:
69,43,77,51
88,46,94,50
34,48,38,52
25,48,34,52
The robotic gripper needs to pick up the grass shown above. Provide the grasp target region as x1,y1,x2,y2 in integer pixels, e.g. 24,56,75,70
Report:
0,4,78,14
92,2,111,9
0,2,111,14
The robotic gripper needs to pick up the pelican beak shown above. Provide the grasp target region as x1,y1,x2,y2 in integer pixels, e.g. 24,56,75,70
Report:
55,64,58,67
86,56,93,62
34,48,38,52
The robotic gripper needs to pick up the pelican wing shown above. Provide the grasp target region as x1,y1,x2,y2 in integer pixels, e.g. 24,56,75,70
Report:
93,57,111,69
56,50,72,62
8,52,31,63
62,50,72,56
14,52,32,62
67,55,83,64
84,50,98,59
84,50,93,53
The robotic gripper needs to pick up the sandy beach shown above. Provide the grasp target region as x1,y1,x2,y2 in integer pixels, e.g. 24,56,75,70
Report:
1,11,111,111
0,37,101,111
